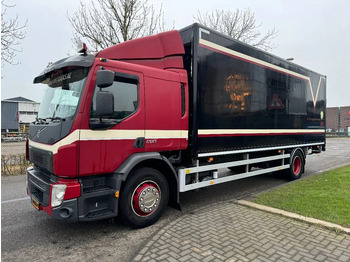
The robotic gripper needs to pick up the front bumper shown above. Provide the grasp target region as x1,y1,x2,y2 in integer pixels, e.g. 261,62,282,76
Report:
27,167,55,210
27,167,80,221
51,199,79,222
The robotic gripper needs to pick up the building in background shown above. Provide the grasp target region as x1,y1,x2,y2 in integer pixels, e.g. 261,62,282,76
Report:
1,97,40,133
326,107,339,132
340,106,350,134
326,106,350,135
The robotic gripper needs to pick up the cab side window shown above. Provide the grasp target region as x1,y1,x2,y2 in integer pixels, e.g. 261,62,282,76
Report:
90,73,139,128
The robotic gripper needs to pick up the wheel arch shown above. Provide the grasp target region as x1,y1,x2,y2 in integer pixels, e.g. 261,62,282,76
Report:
290,147,306,162
115,152,180,210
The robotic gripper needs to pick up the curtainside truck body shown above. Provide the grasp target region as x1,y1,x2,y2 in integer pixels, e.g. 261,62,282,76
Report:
27,24,326,228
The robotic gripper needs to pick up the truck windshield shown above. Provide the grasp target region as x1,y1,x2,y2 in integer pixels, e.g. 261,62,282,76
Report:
37,67,90,120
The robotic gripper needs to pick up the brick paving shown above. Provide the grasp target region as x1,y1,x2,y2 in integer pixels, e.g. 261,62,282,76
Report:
132,201,350,262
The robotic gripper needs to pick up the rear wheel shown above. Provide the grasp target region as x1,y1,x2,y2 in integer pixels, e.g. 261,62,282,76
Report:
288,150,305,180
120,167,169,228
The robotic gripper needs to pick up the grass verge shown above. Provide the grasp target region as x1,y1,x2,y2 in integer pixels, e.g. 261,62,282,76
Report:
253,165,350,228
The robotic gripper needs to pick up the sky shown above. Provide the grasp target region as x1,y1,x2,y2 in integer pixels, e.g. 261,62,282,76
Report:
1,0,349,107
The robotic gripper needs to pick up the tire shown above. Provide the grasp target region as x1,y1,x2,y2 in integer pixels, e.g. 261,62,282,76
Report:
120,167,169,228
288,150,305,180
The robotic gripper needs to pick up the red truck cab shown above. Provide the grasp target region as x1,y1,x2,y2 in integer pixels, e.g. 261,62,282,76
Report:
27,30,188,228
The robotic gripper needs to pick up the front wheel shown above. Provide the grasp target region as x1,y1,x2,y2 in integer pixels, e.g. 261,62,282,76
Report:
288,150,305,180
120,167,169,228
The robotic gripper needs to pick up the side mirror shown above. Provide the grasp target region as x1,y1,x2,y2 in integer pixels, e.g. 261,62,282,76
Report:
96,91,114,117
96,70,114,88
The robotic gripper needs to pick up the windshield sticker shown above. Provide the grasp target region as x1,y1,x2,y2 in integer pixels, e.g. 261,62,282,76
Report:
48,72,72,85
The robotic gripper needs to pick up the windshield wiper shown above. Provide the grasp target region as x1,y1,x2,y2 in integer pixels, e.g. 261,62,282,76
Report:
35,117,66,124
47,117,66,122
35,117,47,124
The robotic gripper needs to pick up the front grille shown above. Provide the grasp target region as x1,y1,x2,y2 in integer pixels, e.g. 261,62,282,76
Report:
29,146,53,173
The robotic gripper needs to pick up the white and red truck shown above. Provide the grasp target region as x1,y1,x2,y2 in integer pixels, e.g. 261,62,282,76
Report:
27,24,326,228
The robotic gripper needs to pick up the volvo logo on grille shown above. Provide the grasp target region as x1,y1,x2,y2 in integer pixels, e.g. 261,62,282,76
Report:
36,127,47,138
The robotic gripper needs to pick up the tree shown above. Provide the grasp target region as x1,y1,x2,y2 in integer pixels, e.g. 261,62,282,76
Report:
194,9,277,51
68,0,167,51
1,0,27,66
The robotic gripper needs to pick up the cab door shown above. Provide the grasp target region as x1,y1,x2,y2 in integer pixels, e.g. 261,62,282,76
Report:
144,74,183,152
79,65,145,176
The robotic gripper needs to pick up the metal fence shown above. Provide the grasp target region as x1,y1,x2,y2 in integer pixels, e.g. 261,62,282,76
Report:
1,132,30,176
1,132,28,142
326,131,350,137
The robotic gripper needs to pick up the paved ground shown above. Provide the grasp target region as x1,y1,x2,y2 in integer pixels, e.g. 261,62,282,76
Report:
2,138,350,261
1,141,26,156
132,201,350,262
131,138,350,262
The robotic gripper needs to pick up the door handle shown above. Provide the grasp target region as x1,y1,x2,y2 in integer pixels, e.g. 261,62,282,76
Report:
134,137,145,148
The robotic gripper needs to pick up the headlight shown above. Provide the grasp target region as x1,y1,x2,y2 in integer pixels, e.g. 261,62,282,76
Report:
51,184,67,207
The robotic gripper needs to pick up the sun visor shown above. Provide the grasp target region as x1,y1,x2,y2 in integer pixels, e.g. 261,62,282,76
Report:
33,54,95,84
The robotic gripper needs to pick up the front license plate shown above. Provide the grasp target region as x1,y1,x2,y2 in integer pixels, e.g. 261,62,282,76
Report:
31,198,40,210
